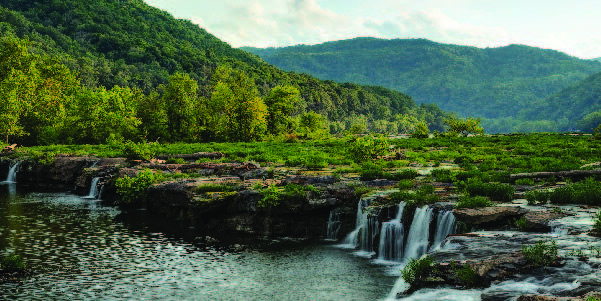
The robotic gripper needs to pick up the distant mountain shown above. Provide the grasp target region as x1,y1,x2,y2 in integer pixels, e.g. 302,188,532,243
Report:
524,71,601,132
0,1,451,131
243,38,601,132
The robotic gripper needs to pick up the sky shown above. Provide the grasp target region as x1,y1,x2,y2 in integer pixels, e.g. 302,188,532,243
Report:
144,0,601,59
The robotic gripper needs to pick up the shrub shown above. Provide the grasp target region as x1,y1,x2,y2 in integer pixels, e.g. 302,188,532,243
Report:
166,157,187,164
549,185,575,204
549,178,601,205
594,211,601,232
304,155,328,169
196,184,234,193
0,254,25,271
432,168,453,182
522,240,558,267
347,135,389,162
401,255,434,285
391,169,419,180
115,169,159,204
259,184,281,207
455,196,491,209
398,179,414,190
525,190,550,205
515,178,535,186
465,181,514,203
455,264,478,287
122,141,159,162
514,216,530,231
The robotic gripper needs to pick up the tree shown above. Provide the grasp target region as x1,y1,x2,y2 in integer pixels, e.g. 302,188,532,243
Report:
298,111,327,137
207,66,267,142
163,73,198,141
264,85,300,136
445,117,485,136
411,121,430,138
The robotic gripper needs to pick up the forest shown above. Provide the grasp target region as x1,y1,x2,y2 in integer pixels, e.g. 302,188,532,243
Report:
244,37,601,133
0,0,453,146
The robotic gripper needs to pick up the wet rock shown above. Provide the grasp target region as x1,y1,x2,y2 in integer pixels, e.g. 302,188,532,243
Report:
523,210,568,232
516,295,578,301
453,206,529,229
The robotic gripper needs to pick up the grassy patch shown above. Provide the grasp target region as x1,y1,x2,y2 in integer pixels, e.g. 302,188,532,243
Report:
455,196,492,209
522,240,558,267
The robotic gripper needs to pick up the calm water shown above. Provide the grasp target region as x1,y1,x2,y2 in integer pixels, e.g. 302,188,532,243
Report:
0,184,396,300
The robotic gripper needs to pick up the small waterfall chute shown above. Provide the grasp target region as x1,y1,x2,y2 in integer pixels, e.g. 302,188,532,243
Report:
404,206,434,261
326,211,342,240
431,210,456,251
4,161,20,183
82,177,101,199
378,202,406,261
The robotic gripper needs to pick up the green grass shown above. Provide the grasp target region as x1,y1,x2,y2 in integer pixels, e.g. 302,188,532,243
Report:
522,240,558,267
455,196,492,209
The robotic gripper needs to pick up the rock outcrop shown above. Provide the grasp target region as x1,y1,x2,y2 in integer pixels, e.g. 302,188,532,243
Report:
453,206,528,229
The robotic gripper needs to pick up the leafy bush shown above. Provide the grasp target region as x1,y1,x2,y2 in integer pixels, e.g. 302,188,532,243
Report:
522,240,558,267
347,135,389,162
391,169,419,180
259,184,281,207
398,179,414,190
115,169,160,204
465,180,514,203
594,211,601,233
122,141,159,162
166,157,187,164
514,216,530,231
455,196,491,209
549,178,601,205
515,178,535,186
304,155,328,169
432,168,453,182
0,254,25,271
196,184,235,193
401,255,434,284
525,190,550,205
454,264,478,287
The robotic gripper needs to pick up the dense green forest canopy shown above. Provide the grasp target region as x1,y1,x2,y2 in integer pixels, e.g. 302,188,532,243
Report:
0,0,453,145
244,38,601,133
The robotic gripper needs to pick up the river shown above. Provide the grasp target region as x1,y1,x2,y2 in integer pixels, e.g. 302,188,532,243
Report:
0,183,396,300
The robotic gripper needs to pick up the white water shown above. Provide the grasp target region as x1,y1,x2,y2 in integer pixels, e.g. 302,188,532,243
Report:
82,177,101,199
326,211,342,240
431,210,456,251
404,206,434,260
378,202,406,261
4,161,20,183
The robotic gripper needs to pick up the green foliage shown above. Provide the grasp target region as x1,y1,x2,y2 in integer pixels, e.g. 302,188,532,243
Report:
393,169,419,180
196,184,234,194
445,117,484,136
549,178,601,205
122,141,159,162
432,168,453,182
388,185,439,208
398,179,415,190
259,184,281,208
115,169,159,204
264,85,300,136
525,189,550,205
454,264,478,287
246,38,601,133
594,211,601,232
465,180,514,203
163,72,198,141
401,255,435,285
455,196,492,209
410,121,430,138
515,178,535,186
514,217,530,231
0,254,26,271
348,135,389,162
166,157,187,164
521,240,559,267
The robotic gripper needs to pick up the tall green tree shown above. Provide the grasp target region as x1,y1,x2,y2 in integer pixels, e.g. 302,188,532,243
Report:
208,66,267,142
163,73,198,141
264,85,300,136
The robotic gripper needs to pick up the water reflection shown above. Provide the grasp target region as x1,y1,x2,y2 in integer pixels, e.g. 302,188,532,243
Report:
0,188,395,300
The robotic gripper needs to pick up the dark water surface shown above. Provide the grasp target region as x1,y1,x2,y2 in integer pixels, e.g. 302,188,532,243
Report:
0,184,395,300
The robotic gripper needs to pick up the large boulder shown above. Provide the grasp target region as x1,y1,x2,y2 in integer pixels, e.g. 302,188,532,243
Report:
523,209,568,232
453,206,528,230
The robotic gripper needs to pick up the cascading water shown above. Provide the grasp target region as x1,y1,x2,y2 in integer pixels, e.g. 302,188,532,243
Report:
343,197,373,247
326,212,342,240
403,206,434,261
4,161,20,183
82,177,101,199
378,202,406,261
431,210,456,251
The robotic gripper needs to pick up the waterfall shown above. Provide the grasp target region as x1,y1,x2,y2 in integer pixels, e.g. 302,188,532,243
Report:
403,206,434,260
4,161,20,183
431,210,456,251
326,212,342,240
342,197,374,248
83,177,101,199
378,202,406,261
